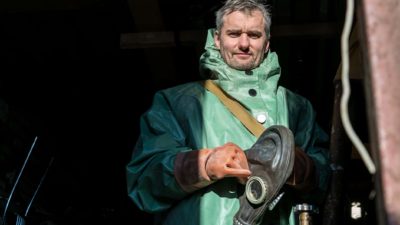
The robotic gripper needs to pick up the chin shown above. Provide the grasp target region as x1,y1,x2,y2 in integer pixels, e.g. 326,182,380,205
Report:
232,64,256,71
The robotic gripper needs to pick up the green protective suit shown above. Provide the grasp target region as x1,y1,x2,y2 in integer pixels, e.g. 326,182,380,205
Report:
126,29,330,225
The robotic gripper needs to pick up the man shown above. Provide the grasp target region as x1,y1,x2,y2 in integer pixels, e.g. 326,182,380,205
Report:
126,0,330,224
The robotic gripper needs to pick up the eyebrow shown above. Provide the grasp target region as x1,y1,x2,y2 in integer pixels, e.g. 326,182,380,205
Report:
225,29,241,33
247,31,262,36
225,29,263,36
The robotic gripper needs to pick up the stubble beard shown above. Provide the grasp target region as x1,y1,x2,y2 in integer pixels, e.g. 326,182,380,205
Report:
227,55,260,71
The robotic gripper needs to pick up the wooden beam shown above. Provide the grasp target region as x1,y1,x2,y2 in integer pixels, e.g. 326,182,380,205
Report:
120,31,176,49
271,22,339,38
359,0,400,224
120,23,339,49
125,0,177,85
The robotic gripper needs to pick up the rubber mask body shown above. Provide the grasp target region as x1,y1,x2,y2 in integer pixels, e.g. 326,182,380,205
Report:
234,125,295,225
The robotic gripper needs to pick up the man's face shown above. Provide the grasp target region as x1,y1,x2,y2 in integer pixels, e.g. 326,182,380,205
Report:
214,10,270,71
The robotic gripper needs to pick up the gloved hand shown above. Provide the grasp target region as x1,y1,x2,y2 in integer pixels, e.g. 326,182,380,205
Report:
206,143,251,184
174,142,251,193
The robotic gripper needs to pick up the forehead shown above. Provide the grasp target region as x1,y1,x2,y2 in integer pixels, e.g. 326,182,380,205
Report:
221,10,265,31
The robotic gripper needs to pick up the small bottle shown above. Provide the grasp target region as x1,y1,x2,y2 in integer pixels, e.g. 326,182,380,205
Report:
294,203,319,225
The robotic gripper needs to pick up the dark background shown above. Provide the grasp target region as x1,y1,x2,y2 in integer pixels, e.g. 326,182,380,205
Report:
0,0,374,225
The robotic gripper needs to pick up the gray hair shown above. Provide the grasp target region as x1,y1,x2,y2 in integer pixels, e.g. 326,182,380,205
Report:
215,0,271,39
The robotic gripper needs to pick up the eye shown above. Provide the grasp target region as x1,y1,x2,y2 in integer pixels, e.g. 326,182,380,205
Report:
227,32,241,38
248,32,262,39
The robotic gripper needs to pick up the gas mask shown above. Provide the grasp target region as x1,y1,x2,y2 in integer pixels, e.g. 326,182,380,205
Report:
233,125,295,225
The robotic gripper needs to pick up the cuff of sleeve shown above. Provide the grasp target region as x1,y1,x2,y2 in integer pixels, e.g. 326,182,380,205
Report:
174,149,215,193
286,146,317,192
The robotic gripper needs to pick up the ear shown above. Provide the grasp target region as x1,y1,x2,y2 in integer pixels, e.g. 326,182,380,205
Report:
214,30,221,49
264,40,270,52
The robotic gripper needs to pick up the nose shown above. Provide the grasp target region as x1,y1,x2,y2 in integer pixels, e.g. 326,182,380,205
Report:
238,34,250,50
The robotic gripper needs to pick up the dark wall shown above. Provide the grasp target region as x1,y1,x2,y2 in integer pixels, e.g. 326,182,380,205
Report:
0,3,157,224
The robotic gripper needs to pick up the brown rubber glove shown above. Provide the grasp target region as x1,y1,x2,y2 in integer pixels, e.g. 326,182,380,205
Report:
174,142,251,193
286,146,317,193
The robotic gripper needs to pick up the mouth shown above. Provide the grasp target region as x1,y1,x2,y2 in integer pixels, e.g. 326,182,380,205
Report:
234,53,252,59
